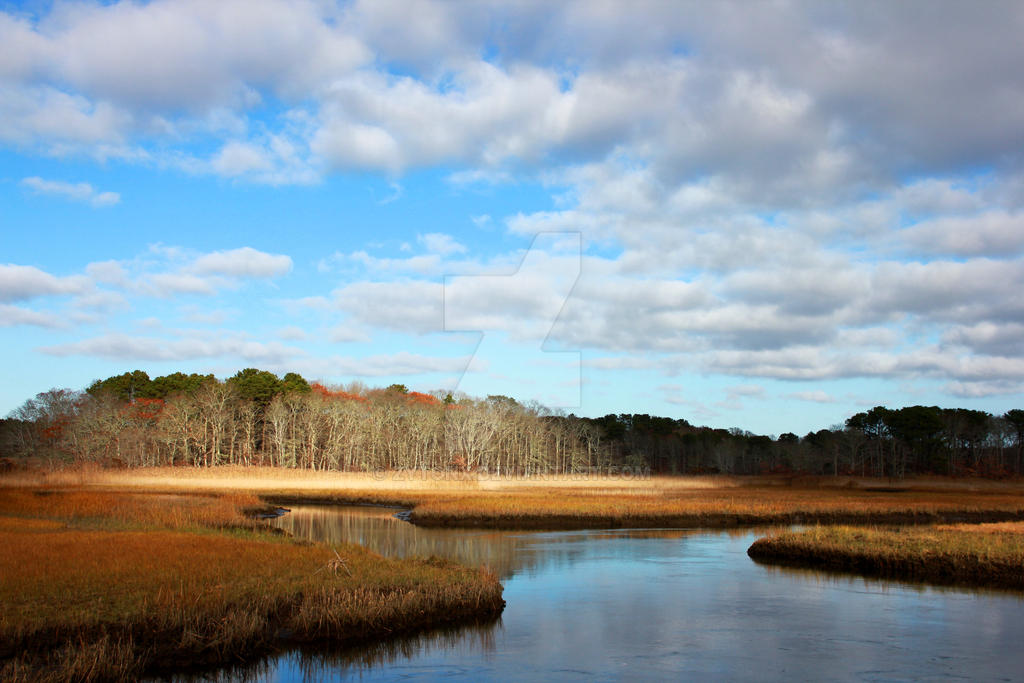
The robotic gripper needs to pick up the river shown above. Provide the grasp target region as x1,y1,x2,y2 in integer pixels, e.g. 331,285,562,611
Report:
199,505,1024,681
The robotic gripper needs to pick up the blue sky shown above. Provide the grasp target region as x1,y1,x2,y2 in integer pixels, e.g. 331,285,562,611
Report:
2,0,1023,436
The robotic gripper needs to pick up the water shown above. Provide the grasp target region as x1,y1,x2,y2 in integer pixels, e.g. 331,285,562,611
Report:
230,505,1024,681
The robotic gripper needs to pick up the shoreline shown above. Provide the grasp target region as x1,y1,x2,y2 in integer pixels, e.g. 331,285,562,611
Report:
747,524,1024,591
257,490,1024,531
0,488,505,681
405,509,1024,530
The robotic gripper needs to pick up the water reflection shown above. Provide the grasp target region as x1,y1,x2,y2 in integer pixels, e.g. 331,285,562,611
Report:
269,621,499,682
272,505,524,578
162,621,498,683
175,505,1024,681
271,505,708,580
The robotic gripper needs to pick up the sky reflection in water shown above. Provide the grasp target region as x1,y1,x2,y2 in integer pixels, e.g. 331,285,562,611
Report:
224,506,1024,681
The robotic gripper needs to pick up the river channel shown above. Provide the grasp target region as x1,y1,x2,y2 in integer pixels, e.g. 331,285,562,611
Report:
193,505,1024,681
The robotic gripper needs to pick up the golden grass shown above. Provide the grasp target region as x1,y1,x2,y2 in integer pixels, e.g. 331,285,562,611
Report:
0,488,263,531
0,487,504,681
405,486,1024,527
748,524,1024,589
936,521,1024,534
9,466,1024,530
1,464,738,493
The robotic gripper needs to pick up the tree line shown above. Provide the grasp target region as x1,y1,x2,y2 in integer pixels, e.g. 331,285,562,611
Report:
2,369,1023,478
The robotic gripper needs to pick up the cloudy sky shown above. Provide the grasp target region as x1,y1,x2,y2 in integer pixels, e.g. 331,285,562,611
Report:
2,0,1023,435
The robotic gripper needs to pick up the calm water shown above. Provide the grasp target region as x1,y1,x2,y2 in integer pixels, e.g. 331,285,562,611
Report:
208,505,1024,681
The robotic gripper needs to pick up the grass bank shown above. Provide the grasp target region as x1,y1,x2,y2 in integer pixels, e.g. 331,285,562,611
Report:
0,488,504,682
747,523,1024,590
9,466,1024,530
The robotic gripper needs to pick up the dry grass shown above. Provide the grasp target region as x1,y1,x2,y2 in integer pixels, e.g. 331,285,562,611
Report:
1,464,736,493
935,521,1024,534
414,486,1024,527
748,524,1024,589
9,466,1024,530
0,486,503,681
0,488,263,531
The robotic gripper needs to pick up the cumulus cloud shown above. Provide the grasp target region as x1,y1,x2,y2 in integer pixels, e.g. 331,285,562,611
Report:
0,264,91,302
192,247,292,278
0,85,133,152
127,246,295,299
85,260,127,285
0,304,66,329
900,211,1024,257
0,1,1021,188
942,322,1024,357
4,1,1024,407
20,176,119,206
276,326,307,341
328,324,371,343
38,333,304,363
147,273,216,296
333,280,444,334
5,0,367,110
418,233,466,256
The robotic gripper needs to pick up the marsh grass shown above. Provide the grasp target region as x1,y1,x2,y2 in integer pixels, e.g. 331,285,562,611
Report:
0,487,503,681
11,466,1024,529
0,488,263,532
405,486,1024,528
747,524,1024,589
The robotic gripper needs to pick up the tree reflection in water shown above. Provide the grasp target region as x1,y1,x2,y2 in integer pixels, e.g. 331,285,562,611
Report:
270,505,707,579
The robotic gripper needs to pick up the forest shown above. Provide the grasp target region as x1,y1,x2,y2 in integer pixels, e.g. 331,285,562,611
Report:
2,369,1022,478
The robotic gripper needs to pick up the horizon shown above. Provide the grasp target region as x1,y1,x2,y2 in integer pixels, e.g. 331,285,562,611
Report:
2,1,1023,437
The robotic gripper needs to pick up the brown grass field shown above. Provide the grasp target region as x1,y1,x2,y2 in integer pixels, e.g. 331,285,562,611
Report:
12,465,1022,529
747,523,1024,590
3,464,1024,679
0,483,503,682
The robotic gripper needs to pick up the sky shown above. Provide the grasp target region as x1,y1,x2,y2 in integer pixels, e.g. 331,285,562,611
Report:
2,0,1023,436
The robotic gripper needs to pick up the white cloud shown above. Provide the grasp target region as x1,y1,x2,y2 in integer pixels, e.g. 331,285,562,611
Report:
211,141,274,177
901,211,1024,257
347,251,442,275
71,290,127,312
0,85,133,151
286,351,471,378
418,233,466,256
20,176,120,206
192,247,292,278
0,264,91,302
944,379,1024,399
0,304,66,329
333,280,444,334
85,260,127,285
328,324,371,343
39,333,304,363
3,2,1024,411
942,322,1024,357
276,325,308,341
20,0,367,110
787,390,837,404
148,273,216,296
